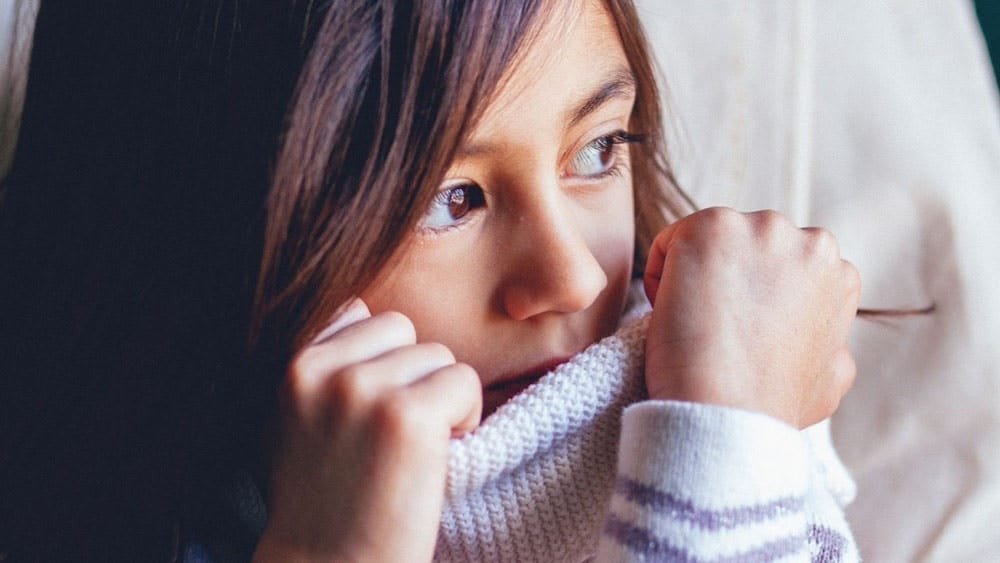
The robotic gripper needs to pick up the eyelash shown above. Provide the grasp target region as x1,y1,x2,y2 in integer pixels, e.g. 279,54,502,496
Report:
419,183,487,235
418,130,644,235
568,130,644,181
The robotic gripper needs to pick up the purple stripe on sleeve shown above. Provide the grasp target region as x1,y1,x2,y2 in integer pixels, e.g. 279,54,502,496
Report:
615,476,805,530
808,524,847,562
603,515,806,563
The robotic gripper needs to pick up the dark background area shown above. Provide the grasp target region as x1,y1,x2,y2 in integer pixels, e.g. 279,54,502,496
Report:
976,0,1000,88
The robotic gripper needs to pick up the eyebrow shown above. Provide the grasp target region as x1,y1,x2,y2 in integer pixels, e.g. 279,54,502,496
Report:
456,67,637,158
566,67,637,128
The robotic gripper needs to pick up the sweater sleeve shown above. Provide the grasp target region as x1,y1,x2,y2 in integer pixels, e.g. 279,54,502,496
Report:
594,400,859,562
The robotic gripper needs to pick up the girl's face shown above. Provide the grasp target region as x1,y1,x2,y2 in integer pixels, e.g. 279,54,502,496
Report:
362,1,636,416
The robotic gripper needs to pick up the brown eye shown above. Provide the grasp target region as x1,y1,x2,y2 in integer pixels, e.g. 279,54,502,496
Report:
419,184,486,231
446,187,470,218
566,131,643,178
569,137,615,176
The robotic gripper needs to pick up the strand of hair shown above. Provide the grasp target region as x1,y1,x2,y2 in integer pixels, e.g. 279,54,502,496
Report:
857,304,936,318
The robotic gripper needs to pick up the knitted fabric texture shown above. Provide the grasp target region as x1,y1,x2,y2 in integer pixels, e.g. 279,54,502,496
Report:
435,311,649,562
434,308,857,562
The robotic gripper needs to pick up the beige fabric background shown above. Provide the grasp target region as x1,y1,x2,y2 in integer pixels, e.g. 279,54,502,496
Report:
637,0,1000,560
2,1,998,561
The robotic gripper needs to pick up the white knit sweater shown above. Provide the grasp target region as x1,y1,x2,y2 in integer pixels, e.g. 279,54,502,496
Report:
435,301,859,562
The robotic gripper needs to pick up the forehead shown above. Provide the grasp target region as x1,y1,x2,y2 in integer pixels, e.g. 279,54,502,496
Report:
472,0,631,132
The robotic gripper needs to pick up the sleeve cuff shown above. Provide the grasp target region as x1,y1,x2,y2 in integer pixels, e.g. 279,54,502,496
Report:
616,400,811,504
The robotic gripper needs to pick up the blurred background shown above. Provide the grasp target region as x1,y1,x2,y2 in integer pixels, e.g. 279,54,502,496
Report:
976,0,999,86
2,1,999,561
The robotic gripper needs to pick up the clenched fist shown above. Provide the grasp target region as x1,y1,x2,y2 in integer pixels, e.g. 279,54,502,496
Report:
643,208,861,428
254,300,482,562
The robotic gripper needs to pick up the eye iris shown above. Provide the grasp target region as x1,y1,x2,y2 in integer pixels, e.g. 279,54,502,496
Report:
447,187,469,218
595,138,613,166
574,137,615,175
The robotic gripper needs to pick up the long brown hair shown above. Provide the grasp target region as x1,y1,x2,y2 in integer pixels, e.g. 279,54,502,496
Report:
252,0,695,360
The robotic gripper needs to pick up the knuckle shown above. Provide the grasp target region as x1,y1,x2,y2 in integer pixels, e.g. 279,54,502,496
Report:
811,226,836,248
371,391,424,443
818,351,856,420
808,228,840,259
286,354,314,385
699,206,735,221
843,261,862,294
326,365,375,411
379,311,417,344
751,209,791,234
450,362,479,383
703,206,740,226
755,208,787,225
422,342,456,365
285,354,327,397
441,362,481,395
843,366,858,394
837,350,858,391
694,207,742,243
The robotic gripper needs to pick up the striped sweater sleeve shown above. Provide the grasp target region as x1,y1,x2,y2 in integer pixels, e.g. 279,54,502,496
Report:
595,401,859,562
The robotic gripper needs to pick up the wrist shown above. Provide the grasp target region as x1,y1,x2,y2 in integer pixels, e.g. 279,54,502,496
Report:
644,361,805,427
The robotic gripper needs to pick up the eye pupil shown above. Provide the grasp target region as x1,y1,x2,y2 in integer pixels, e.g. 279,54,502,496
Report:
597,139,613,164
447,187,469,217
571,135,618,176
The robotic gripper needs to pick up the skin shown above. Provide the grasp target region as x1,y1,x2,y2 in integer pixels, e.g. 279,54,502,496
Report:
643,208,860,428
255,1,861,561
359,3,637,417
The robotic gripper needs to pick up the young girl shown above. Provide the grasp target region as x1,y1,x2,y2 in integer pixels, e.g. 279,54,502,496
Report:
248,0,860,561
0,0,859,561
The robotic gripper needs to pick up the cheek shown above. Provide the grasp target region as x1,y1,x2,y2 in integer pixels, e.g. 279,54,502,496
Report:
359,252,498,384
359,249,488,342
361,182,635,340
589,184,636,287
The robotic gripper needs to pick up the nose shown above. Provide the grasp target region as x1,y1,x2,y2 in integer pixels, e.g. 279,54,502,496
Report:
500,192,608,321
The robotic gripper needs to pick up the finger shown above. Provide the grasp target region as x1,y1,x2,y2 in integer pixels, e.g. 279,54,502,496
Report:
799,227,845,268
749,209,795,232
644,207,740,306
404,363,483,437
308,343,461,423
831,346,857,400
643,218,684,306
333,343,458,397
832,259,862,339
800,226,835,251
842,259,862,299
293,311,416,393
311,297,371,345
